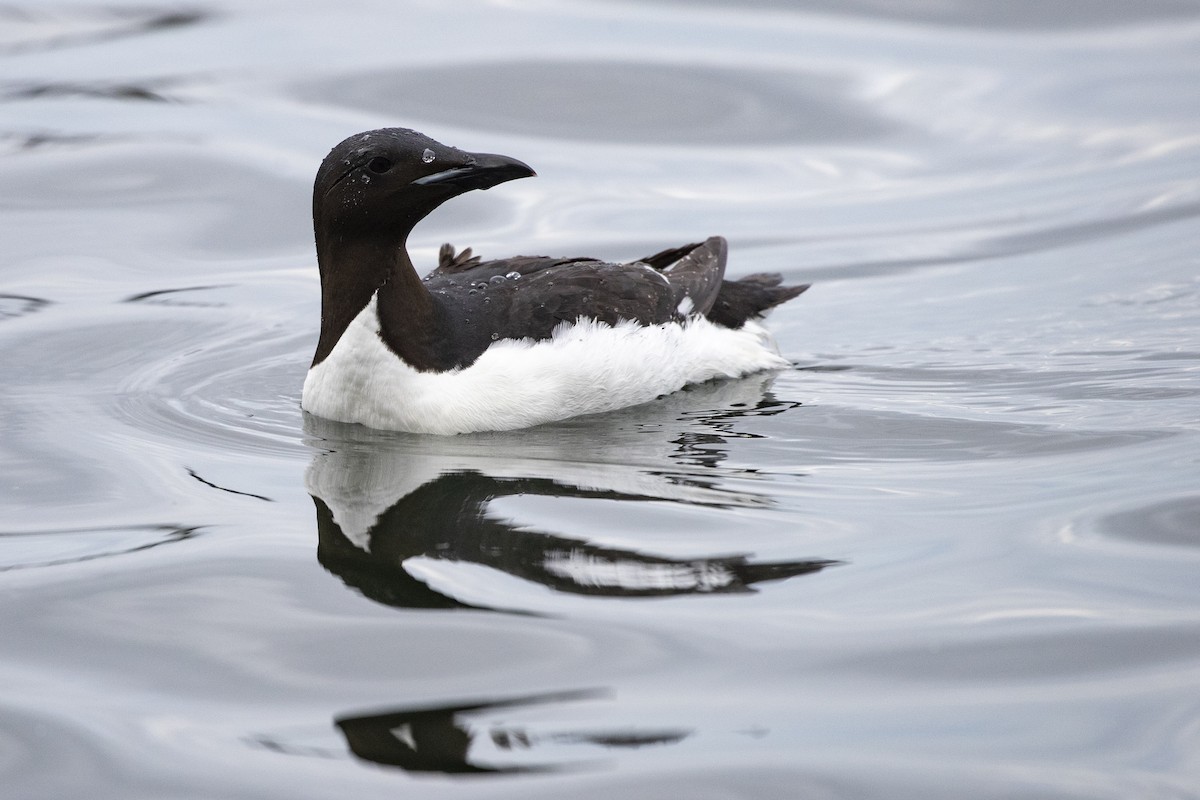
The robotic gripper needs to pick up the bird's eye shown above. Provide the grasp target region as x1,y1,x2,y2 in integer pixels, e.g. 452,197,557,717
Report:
366,157,393,174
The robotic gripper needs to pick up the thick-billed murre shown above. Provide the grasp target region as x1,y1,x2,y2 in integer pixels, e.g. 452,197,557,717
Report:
302,128,808,434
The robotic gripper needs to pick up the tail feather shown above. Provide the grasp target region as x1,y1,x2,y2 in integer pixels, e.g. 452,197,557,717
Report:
707,275,809,328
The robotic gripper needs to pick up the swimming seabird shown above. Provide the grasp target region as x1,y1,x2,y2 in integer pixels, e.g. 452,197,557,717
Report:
302,128,808,434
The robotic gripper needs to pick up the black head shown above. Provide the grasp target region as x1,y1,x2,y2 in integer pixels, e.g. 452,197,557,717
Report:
313,128,535,243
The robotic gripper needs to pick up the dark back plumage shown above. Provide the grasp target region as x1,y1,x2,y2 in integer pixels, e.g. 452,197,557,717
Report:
416,237,808,370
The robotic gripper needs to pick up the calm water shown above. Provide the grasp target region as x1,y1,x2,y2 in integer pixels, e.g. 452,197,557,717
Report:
3,1,1200,797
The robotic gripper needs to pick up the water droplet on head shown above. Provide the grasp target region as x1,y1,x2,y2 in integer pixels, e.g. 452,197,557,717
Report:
483,297,491,304
468,288,477,295
491,332,499,340
422,148,436,163
476,282,488,291
489,275,505,285
360,174,370,184
505,271,520,280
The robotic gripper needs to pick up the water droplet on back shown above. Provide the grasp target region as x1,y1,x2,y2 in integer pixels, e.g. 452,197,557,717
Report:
505,271,520,280
489,275,505,285
490,332,499,340
422,148,436,163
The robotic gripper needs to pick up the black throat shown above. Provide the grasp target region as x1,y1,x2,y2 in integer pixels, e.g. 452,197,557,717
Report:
312,230,447,371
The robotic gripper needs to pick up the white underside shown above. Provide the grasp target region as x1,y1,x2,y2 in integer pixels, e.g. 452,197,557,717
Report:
302,293,788,435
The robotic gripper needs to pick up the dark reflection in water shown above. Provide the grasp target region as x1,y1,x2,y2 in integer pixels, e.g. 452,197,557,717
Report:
123,285,233,307
0,293,50,321
186,467,273,502
312,470,834,610
0,6,210,56
0,131,122,153
673,396,802,468
334,690,690,775
0,524,201,571
1,81,173,103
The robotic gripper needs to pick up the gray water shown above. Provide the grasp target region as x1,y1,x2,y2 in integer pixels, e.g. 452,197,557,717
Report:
2,1,1200,798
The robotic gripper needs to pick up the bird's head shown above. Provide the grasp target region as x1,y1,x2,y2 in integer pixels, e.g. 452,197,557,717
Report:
313,128,535,244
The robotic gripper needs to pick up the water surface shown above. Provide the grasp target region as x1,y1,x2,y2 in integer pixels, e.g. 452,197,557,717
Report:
2,1,1199,798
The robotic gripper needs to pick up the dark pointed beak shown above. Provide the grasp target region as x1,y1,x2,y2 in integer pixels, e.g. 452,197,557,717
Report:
412,152,536,192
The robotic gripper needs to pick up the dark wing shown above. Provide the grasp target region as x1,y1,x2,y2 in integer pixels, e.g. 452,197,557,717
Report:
637,236,726,316
425,256,685,367
638,238,809,328
425,248,608,282
426,236,726,318
420,236,803,368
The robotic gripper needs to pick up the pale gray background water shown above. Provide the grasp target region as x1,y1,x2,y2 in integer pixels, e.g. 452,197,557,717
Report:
2,1,1199,798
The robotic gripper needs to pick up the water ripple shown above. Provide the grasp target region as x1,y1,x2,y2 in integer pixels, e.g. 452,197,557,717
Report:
0,524,201,572
629,0,1200,30
0,293,50,321
1094,496,1200,551
298,60,901,145
0,6,210,56
0,81,175,103
111,322,309,458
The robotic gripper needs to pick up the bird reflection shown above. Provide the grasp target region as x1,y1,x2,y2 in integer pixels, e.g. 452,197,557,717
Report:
305,373,837,612
335,689,690,774
313,471,833,610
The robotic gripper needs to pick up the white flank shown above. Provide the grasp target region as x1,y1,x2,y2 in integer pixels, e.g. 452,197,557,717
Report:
302,293,788,435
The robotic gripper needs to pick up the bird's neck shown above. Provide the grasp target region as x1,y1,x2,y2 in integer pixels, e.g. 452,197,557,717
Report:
312,233,437,369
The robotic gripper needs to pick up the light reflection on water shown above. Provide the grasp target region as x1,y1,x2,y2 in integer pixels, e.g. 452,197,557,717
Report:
1,1,1199,798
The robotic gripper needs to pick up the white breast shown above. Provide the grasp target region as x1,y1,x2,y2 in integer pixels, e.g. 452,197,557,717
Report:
301,293,788,435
